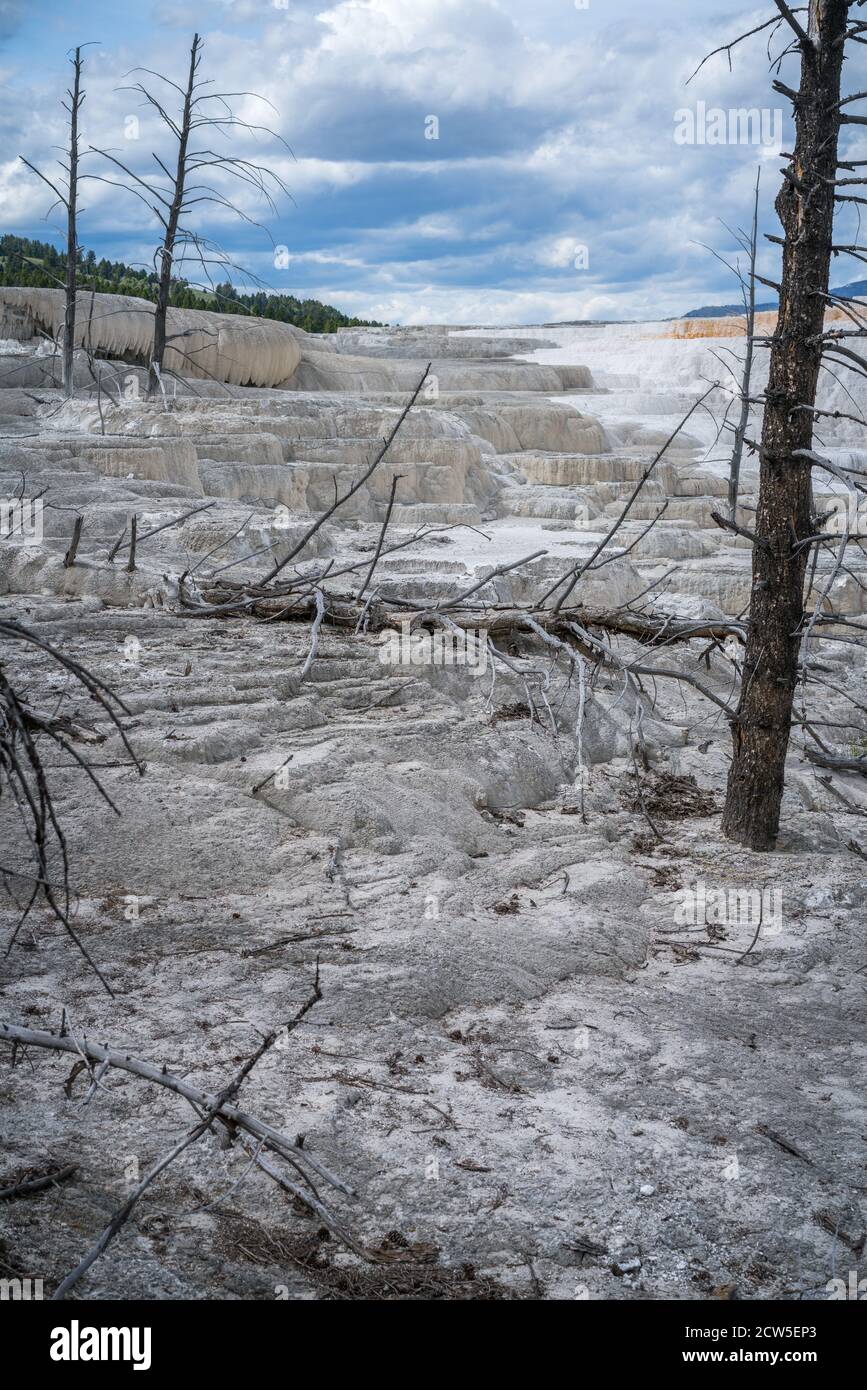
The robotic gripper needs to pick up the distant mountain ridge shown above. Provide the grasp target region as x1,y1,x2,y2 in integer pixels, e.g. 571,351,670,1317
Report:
684,279,867,318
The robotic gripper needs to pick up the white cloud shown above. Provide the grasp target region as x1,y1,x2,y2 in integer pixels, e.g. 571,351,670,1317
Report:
3,0,863,325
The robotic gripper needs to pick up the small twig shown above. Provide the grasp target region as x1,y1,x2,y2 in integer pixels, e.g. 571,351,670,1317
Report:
0,1163,78,1201
251,754,293,796
756,1123,814,1166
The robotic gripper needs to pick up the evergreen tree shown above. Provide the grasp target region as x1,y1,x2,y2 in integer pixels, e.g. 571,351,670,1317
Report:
0,235,384,331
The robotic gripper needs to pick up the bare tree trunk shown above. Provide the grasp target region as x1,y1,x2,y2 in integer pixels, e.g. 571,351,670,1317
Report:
62,48,83,399
20,47,86,398
722,0,849,849
147,33,200,398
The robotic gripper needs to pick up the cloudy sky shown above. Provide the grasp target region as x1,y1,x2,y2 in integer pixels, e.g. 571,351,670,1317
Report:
1,0,865,324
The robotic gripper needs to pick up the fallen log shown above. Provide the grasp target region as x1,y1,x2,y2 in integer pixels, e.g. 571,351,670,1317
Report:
186,583,747,647
805,747,867,778
0,1163,78,1201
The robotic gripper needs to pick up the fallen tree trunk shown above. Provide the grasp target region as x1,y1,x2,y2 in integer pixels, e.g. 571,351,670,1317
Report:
185,584,747,647
804,747,867,778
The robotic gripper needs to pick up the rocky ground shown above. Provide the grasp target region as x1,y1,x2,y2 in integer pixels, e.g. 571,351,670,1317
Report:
0,306,864,1300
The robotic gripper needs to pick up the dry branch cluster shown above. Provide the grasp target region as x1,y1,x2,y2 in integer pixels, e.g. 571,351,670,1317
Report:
0,972,394,1300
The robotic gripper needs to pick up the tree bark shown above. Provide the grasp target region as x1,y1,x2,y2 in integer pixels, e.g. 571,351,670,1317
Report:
147,34,199,398
722,0,850,849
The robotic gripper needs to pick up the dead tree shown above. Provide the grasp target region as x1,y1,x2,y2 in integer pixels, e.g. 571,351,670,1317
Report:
695,1,864,850
88,32,291,398
19,45,87,398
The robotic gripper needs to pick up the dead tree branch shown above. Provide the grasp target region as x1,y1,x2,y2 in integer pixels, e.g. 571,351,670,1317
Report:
0,619,143,993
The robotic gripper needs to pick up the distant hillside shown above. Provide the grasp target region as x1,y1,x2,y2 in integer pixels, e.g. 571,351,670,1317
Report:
684,279,867,318
0,235,383,334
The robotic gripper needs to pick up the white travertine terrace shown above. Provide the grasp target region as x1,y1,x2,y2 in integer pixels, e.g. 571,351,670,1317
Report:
0,287,303,388
1,306,865,1301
